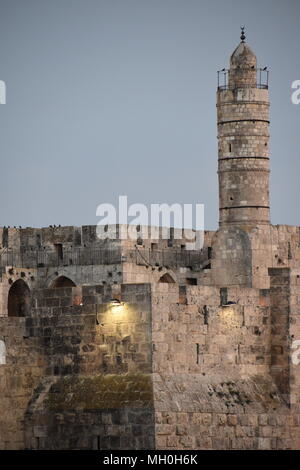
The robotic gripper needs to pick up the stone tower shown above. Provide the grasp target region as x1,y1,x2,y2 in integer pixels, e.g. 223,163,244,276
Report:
212,30,271,287
217,29,270,227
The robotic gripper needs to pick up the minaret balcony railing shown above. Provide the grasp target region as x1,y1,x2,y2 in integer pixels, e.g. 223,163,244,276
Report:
217,68,269,90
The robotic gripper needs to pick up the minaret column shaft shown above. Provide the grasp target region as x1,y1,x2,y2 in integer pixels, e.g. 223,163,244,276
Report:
217,42,270,227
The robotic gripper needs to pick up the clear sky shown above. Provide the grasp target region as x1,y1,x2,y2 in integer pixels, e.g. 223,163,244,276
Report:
0,0,299,230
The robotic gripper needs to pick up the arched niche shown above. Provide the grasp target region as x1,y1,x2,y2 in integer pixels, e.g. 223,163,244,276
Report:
158,273,176,284
7,279,31,317
51,276,76,288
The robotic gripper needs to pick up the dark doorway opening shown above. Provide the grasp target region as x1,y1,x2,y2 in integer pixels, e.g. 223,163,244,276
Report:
8,279,31,317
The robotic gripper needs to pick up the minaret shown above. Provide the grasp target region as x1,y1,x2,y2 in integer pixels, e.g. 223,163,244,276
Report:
217,28,270,227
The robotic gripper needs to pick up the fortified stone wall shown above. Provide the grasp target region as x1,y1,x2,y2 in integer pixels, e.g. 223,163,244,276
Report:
0,317,44,449
1,35,299,451
0,225,214,291
151,282,299,450
0,274,300,449
23,283,154,450
211,224,300,289
0,225,209,251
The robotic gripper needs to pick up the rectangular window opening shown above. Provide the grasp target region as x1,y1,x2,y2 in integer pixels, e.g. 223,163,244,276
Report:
54,243,63,260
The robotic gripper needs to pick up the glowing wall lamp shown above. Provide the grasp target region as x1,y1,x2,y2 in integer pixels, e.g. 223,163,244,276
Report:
110,298,123,306
109,298,125,315
221,301,237,308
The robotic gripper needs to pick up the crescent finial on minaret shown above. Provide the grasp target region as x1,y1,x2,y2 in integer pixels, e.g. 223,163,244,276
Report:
240,26,246,43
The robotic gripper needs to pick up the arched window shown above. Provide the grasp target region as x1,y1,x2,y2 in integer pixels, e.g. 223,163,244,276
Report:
51,276,76,288
158,273,175,283
0,340,6,365
7,279,31,317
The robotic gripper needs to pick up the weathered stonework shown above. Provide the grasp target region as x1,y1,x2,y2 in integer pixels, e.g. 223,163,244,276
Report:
0,36,300,450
